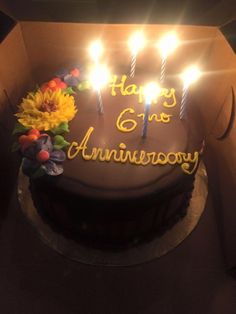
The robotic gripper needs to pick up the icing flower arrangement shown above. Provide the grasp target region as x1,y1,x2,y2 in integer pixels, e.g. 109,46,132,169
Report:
12,67,84,178
20,131,67,177
16,89,77,131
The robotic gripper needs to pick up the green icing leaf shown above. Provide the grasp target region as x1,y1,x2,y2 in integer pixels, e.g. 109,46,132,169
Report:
78,80,91,91
12,123,30,135
31,166,46,179
54,135,65,144
53,135,70,150
51,122,69,135
64,87,75,95
11,142,20,152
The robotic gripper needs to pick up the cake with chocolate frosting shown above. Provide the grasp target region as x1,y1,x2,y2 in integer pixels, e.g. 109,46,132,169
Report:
13,58,204,249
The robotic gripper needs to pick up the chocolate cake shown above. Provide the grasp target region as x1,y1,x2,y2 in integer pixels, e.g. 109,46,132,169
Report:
14,39,204,249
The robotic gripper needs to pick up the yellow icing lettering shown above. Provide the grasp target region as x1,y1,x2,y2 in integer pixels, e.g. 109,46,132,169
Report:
104,149,118,162
109,75,176,107
109,75,126,96
137,112,172,124
116,108,137,133
181,151,199,174
109,75,144,103
167,152,178,165
139,150,150,165
67,127,199,175
119,143,127,163
161,88,177,108
117,108,172,133
125,84,137,95
91,147,105,161
67,142,79,160
160,112,172,123
67,127,94,160
157,152,168,165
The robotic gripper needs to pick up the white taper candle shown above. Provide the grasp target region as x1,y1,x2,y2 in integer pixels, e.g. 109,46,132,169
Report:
96,89,104,115
160,57,166,84
130,53,137,78
142,102,150,138
180,85,188,120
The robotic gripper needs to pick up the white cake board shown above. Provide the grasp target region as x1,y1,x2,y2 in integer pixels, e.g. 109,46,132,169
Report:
17,162,208,266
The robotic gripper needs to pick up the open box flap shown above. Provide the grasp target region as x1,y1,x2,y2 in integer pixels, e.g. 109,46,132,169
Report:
205,115,236,273
204,35,236,271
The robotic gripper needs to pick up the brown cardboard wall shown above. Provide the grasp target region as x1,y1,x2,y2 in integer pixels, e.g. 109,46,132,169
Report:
0,23,34,106
0,23,34,213
197,29,236,137
19,22,217,81
206,132,236,271
206,84,236,271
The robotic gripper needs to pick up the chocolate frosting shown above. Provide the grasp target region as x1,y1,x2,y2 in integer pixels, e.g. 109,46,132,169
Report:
51,75,202,199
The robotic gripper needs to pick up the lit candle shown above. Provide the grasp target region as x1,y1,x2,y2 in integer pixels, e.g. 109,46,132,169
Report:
89,64,110,114
180,66,201,120
142,82,161,138
128,31,145,78
157,32,179,84
89,40,104,64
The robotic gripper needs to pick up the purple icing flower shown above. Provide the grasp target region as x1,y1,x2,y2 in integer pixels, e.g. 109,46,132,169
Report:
22,135,66,177
64,74,80,87
55,65,87,87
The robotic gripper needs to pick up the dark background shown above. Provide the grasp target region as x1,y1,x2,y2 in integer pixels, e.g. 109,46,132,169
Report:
0,1,236,313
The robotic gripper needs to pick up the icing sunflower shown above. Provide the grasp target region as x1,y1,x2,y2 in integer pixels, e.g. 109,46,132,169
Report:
16,89,77,131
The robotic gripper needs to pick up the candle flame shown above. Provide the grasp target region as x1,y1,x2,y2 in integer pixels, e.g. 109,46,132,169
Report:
181,66,201,88
157,32,179,59
143,82,161,103
89,40,104,62
128,31,145,55
89,64,110,90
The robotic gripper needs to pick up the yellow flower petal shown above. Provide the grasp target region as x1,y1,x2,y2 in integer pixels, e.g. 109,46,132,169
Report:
17,89,77,131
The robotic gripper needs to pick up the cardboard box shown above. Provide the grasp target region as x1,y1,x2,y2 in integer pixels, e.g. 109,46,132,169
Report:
0,8,235,270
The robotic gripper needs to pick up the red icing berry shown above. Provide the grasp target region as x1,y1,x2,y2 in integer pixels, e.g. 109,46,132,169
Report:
52,77,62,84
40,77,68,92
48,80,57,88
52,86,58,91
70,68,80,77
28,134,38,142
28,129,40,138
18,134,28,145
36,150,50,162
19,135,35,151
58,81,67,89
